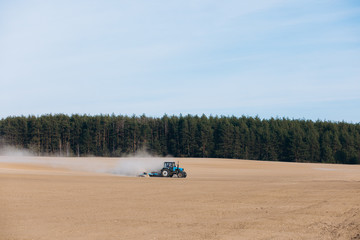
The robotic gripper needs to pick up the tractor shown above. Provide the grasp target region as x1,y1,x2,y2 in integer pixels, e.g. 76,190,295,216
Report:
147,161,187,178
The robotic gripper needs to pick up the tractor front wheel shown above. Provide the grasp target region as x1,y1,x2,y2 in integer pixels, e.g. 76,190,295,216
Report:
178,172,187,178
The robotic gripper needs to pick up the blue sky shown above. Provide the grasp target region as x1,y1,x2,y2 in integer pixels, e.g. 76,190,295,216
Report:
1,0,359,122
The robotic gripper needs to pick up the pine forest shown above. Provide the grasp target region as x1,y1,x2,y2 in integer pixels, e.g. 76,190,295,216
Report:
0,114,359,164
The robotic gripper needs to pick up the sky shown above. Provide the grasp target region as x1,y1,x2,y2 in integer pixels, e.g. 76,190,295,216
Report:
0,0,359,122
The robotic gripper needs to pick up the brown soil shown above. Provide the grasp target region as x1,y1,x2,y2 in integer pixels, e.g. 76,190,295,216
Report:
1,157,359,240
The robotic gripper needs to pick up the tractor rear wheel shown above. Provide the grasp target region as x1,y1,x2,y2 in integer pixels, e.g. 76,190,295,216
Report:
161,169,170,177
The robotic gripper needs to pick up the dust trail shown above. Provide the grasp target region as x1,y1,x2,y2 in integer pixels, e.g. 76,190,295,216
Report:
111,150,165,176
0,145,168,177
0,145,33,157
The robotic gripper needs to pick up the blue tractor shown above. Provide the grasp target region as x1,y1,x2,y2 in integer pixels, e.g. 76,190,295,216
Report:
148,161,187,178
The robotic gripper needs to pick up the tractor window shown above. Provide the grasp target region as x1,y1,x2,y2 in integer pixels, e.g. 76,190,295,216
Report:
164,162,175,168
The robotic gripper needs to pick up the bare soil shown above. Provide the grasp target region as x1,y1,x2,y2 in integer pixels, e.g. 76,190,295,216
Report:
1,157,360,240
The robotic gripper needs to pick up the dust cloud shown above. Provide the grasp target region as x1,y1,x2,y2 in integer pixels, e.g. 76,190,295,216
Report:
111,150,165,176
0,145,167,177
0,145,33,157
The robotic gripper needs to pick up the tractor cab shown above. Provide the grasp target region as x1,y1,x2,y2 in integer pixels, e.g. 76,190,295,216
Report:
164,162,176,169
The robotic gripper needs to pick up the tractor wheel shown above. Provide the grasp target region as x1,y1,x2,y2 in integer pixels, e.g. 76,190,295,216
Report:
178,172,185,178
182,172,187,178
161,169,170,177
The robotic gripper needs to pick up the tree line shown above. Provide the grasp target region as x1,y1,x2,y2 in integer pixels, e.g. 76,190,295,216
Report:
0,114,359,164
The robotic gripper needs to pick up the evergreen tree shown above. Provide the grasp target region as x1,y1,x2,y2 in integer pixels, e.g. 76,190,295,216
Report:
0,114,359,164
